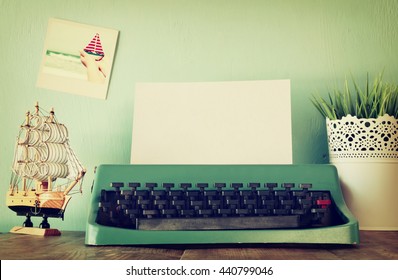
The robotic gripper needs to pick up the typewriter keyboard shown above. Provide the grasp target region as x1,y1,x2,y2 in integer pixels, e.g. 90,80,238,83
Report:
95,182,341,230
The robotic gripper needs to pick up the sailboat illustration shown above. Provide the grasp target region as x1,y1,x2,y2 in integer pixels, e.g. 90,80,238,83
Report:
83,33,105,61
7,103,86,235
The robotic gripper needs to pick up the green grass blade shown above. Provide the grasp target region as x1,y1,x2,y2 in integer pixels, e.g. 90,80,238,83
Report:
310,72,397,120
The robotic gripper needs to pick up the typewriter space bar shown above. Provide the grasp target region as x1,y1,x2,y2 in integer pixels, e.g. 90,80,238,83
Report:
137,215,308,230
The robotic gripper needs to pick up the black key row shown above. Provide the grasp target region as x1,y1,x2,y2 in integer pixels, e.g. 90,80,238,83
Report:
110,182,313,191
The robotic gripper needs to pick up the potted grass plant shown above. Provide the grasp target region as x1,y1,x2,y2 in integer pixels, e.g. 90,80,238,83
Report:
311,73,398,230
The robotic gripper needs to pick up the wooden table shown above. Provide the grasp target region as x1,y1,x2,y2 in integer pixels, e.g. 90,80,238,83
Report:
0,230,397,260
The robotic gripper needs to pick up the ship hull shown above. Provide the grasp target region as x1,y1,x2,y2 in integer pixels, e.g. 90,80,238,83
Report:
8,205,64,218
6,191,71,219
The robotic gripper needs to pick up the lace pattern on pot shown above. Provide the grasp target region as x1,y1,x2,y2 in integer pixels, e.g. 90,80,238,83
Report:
326,114,398,160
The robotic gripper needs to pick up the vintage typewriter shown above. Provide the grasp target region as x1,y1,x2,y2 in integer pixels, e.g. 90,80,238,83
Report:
85,164,359,245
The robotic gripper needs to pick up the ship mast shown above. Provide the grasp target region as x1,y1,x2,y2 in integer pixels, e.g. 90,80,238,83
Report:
35,101,39,115
22,110,31,194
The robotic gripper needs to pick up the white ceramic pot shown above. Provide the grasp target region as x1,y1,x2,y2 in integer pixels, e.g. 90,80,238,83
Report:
326,114,398,230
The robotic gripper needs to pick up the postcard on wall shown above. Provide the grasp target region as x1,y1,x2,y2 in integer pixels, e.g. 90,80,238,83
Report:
36,18,119,99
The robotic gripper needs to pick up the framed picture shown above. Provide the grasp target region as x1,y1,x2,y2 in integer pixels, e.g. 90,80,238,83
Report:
37,18,119,99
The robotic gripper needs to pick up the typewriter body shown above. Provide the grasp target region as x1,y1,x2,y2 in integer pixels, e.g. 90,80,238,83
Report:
85,164,359,245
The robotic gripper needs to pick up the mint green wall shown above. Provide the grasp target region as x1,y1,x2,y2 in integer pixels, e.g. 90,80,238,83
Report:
1,0,397,232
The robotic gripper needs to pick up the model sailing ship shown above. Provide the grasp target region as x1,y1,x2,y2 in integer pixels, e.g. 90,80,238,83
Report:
7,103,86,235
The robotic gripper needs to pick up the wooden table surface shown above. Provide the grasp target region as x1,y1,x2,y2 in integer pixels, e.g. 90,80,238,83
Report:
0,230,397,260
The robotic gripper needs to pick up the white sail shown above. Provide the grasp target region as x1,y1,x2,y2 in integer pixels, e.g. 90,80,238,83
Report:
23,162,39,178
30,115,49,130
35,162,69,182
18,127,40,145
36,143,68,164
9,104,85,196
41,123,68,143
26,145,39,162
